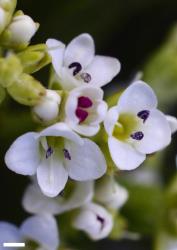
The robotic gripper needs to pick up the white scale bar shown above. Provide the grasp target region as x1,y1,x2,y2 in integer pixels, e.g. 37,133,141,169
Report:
3,243,25,247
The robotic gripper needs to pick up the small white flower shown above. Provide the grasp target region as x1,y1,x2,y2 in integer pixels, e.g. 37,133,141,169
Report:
73,203,113,240
46,33,120,90
0,214,59,250
104,81,172,170
7,12,39,45
5,122,106,197
95,175,128,210
22,180,94,215
65,86,107,136
33,89,61,122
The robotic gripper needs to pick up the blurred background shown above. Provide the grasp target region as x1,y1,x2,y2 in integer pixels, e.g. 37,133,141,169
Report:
1,0,177,249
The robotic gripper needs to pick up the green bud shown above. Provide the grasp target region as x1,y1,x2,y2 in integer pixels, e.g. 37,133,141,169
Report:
0,10,39,50
17,44,51,74
0,54,22,87
0,0,17,35
7,73,46,106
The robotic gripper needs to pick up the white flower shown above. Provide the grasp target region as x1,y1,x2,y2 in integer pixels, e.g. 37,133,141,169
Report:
65,86,107,136
22,180,94,215
46,33,120,90
7,12,39,45
5,122,106,197
73,203,113,240
33,89,61,122
166,115,177,134
95,175,128,210
0,214,59,250
104,81,171,170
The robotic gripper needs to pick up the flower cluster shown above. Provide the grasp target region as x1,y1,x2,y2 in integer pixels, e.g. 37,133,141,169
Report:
0,2,177,249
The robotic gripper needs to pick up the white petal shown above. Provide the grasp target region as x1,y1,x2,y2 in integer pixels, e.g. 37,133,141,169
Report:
20,215,59,250
104,106,119,136
117,81,158,113
38,122,83,145
166,115,177,134
59,67,82,90
5,132,39,175
73,203,113,240
37,152,68,197
0,222,22,250
95,176,128,210
64,33,95,68
65,139,106,181
68,123,100,137
108,137,145,170
55,181,94,214
86,55,120,87
22,183,62,215
46,39,65,76
135,109,171,154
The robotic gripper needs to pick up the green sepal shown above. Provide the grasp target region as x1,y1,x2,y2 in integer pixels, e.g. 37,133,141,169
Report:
17,44,51,74
7,73,46,106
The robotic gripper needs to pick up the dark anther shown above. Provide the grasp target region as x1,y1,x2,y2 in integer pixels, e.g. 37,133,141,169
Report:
131,131,144,141
96,215,105,231
80,72,91,83
63,148,71,160
68,62,82,76
46,147,54,159
137,110,150,123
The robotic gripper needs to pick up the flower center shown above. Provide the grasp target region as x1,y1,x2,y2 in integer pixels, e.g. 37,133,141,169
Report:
96,215,105,231
63,148,71,160
68,61,91,83
131,131,144,140
46,146,54,159
113,113,139,141
137,110,150,123
75,96,93,123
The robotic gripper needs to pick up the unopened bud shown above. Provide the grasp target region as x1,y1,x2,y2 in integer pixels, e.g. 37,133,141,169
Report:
0,10,39,50
7,73,46,106
32,89,61,123
0,0,17,35
0,54,22,87
17,44,51,74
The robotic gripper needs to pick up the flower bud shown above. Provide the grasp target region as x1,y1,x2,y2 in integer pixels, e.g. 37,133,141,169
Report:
17,44,51,74
0,54,22,87
0,0,17,35
0,10,39,50
7,73,46,106
32,89,61,123
73,203,113,240
95,176,128,210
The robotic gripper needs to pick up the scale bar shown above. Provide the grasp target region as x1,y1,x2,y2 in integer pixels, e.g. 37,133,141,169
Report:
3,243,25,247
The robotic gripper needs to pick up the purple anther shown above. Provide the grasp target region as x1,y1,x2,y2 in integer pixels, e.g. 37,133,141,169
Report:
131,131,144,140
75,108,88,123
96,215,105,231
78,96,93,108
46,147,54,159
80,72,91,83
137,110,150,123
63,148,71,160
68,62,82,76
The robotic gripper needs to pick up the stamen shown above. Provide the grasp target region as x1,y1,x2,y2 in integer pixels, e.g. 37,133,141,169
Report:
75,108,88,123
63,148,71,160
131,131,144,140
96,215,105,231
137,110,150,123
46,146,54,159
78,96,93,108
80,72,91,83
68,62,82,76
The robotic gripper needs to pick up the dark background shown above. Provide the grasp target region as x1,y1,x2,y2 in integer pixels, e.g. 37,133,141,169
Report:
1,0,177,249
